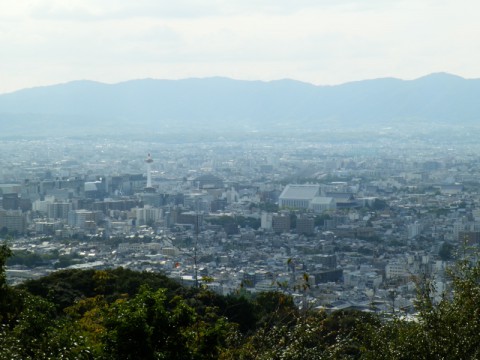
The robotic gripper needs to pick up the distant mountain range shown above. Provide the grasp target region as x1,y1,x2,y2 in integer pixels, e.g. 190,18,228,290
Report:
1,73,479,137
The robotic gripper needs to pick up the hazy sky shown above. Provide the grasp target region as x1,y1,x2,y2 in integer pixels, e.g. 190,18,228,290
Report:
1,0,480,93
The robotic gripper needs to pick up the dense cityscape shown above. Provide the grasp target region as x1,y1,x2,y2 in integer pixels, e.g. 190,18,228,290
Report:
3,0,480,357
2,132,478,316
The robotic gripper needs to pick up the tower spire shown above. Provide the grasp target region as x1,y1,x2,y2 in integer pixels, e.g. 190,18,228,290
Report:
145,153,154,190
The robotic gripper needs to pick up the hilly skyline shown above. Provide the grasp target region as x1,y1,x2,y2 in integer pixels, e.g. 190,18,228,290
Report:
1,72,479,138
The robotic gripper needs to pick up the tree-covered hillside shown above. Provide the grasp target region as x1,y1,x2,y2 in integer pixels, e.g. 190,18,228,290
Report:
1,73,480,138
2,243,480,359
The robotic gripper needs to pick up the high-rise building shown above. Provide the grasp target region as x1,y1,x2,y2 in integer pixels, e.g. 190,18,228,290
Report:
1,193,19,210
135,206,162,226
0,209,26,234
68,209,101,231
272,213,291,233
47,202,72,219
458,231,480,245
296,215,315,235
261,212,273,230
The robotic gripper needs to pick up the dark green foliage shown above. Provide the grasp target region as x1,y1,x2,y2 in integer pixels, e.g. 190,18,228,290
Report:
102,286,235,360
290,213,297,229
8,242,480,358
236,216,261,230
370,199,388,211
6,249,75,268
254,291,298,328
19,269,97,312
258,202,279,213
54,255,80,269
102,287,176,360
322,309,379,357
0,227,18,237
19,267,182,313
438,242,454,261
7,250,45,267
314,213,331,227
360,258,480,359
207,215,236,226
0,243,12,288
207,215,261,230
222,311,371,360
0,293,96,360
0,244,23,326
222,295,258,333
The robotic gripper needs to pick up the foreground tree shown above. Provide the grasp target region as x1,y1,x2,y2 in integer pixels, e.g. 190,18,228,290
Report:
220,309,377,360
361,255,480,359
1,244,95,359
102,286,236,360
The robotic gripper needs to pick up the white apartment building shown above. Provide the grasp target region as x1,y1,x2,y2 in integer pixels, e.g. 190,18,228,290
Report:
385,260,408,280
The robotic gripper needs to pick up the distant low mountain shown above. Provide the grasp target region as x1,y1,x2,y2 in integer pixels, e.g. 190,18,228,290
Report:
1,73,479,137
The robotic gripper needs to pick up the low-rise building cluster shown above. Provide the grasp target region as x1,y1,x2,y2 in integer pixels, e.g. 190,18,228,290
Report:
2,136,479,314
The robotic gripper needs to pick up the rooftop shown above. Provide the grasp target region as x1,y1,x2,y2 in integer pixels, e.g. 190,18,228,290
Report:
279,184,320,200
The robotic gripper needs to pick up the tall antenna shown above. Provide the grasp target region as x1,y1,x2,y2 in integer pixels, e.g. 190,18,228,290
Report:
145,153,154,189
194,210,199,288
193,196,202,288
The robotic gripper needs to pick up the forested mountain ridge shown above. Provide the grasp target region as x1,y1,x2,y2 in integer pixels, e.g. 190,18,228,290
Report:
0,73,479,137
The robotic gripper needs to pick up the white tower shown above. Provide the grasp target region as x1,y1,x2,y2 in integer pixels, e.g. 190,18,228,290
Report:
145,153,154,189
